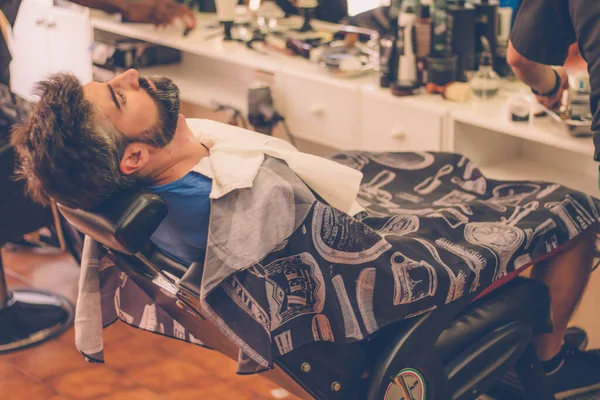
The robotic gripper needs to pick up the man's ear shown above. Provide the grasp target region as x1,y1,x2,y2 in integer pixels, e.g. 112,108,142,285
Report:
120,143,150,175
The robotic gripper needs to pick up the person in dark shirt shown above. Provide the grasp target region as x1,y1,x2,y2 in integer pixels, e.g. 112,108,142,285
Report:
507,1,600,163
507,1,600,397
271,0,348,23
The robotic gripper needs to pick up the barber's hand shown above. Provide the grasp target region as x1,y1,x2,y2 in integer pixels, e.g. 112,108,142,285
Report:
121,0,196,29
536,66,569,110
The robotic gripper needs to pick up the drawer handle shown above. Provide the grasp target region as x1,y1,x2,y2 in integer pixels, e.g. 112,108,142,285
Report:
35,18,46,26
310,105,325,117
391,127,406,140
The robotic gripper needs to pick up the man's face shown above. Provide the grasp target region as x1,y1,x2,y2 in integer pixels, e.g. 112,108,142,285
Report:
83,69,180,145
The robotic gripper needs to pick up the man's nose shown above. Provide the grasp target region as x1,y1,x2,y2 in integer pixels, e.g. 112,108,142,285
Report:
116,69,140,89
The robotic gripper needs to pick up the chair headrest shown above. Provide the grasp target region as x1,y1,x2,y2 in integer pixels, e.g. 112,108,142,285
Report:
57,189,168,255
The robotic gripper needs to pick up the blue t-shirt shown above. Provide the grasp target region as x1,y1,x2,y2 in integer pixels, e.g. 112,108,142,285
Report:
149,171,212,265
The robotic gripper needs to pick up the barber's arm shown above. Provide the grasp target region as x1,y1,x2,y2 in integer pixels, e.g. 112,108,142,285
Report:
71,0,196,28
507,44,569,109
506,0,575,109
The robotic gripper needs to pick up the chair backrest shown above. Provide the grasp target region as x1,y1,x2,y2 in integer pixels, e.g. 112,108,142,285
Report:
56,189,168,255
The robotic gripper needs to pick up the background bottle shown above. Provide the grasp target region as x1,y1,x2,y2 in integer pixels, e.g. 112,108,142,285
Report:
396,6,418,89
415,2,432,84
447,0,476,82
430,1,452,57
473,0,498,70
470,37,501,99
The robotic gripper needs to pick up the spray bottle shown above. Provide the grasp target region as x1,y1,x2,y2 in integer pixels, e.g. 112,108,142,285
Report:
394,4,419,92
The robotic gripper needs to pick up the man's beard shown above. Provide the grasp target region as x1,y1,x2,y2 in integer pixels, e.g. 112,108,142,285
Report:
138,75,180,147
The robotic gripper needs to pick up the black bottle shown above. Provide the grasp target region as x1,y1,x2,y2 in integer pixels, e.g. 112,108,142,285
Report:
430,1,452,57
473,0,498,69
447,0,476,81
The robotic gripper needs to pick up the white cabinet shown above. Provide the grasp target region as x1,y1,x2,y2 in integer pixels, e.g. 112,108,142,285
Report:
279,73,359,150
10,0,52,101
10,0,92,102
46,6,93,86
359,89,445,152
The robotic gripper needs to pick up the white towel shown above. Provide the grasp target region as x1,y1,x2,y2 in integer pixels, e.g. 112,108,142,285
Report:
188,119,364,215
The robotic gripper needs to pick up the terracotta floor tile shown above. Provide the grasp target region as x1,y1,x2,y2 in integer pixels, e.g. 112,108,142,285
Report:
169,341,218,366
0,367,56,400
50,365,135,399
47,396,75,400
163,383,254,400
126,357,209,393
95,387,163,400
50,282,79,304
2,248,73,280
103,334,168,372
194,352,241,379
102,321,137,344
8,340,85,381
237,375,293,399
156,333,204,355
3,270,30,288
57,327,76,347
0,361,22,380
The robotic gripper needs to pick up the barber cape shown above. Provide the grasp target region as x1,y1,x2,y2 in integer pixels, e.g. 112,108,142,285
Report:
74,119,364,364
75,122,600,373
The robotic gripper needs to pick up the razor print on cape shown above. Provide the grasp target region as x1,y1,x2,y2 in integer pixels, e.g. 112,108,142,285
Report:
414,164,454,195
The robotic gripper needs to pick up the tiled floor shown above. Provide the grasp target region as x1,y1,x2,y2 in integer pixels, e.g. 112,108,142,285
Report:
0,247,301,400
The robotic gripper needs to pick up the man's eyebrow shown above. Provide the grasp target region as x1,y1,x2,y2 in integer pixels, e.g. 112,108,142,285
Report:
107,84,121,110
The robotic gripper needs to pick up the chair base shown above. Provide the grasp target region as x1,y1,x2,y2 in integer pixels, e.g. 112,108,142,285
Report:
0,289,75,354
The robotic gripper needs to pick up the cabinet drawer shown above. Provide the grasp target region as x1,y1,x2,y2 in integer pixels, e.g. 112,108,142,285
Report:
280,74,359,149
359,92,444,152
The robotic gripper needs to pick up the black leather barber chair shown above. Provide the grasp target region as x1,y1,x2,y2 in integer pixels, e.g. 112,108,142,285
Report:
0,144,75,353
58,189,557,400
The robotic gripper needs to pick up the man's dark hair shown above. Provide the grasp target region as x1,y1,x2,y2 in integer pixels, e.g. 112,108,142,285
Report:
10,73,141,209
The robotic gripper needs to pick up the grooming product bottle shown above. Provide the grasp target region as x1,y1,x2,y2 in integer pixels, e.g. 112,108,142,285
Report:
470,36,500,99
473,0,498,69
379,35,396,88
297,0,318,32
415,1,432,84
380,0,402,87
215,0,238,40
431,1,452,57
395,5,418,90
494,6,513,76
427,54,458,86
447,0,476,82
427,0,459,86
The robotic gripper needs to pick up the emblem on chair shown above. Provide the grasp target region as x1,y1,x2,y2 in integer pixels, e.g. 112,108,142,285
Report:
384,368,426,400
